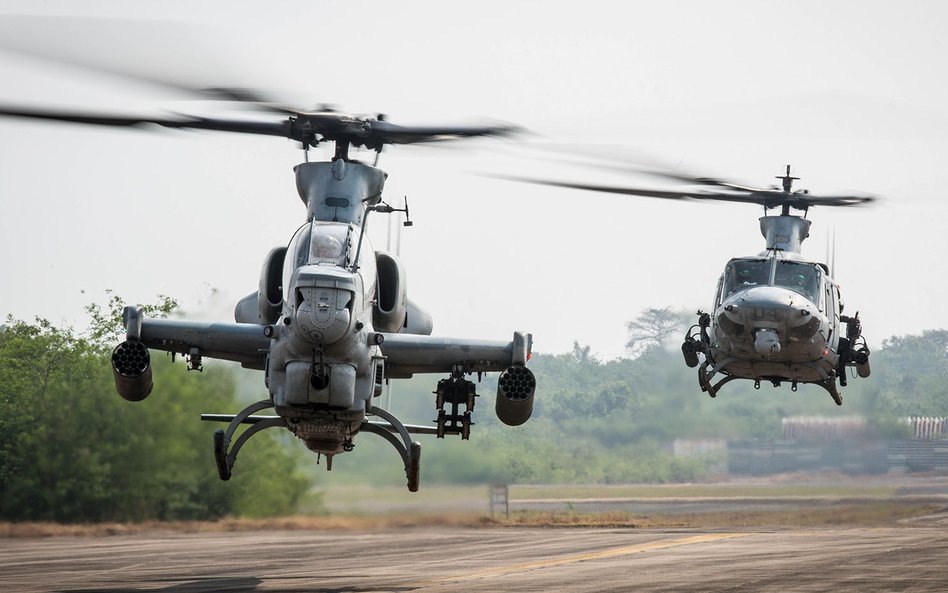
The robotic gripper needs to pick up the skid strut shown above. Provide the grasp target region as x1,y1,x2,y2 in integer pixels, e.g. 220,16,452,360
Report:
207,399,286,481
361,405,422,492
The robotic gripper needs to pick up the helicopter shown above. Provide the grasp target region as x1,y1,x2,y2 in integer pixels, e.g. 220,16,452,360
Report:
500,162,873,405
0,95,537,491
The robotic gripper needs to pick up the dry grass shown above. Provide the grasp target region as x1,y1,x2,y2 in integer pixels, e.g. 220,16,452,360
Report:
0,513,500,538
509,482,899,500
2,502,942,538
5,478,944,538
501,503,947,529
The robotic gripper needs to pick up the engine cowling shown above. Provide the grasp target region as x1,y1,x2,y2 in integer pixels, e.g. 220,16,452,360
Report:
403,299,434,335
111,340,153,402
374,251,408,332
495,365,536,426
234,246,286,324
259,246,287,324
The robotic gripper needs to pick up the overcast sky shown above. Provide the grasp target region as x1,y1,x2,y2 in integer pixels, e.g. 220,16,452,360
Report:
1,1,946,360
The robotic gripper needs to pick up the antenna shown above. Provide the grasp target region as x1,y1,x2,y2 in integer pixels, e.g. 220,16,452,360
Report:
824,227,837,276
402,196,413,227
776,164,800,193
831,228,837,277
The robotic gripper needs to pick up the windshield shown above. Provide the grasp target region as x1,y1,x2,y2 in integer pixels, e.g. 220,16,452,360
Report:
310,224,349,267
283,223,353,294
774,260,821,302
722,259,771,297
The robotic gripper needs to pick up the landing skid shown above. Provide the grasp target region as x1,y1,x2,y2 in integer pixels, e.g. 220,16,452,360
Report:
203,399,286,481
203,402,425,491
361,405,422,492
818,379,843,406
697,365,739,398
697,365,844,406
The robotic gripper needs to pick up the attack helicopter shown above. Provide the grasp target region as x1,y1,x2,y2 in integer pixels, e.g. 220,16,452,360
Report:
501,162,872,405
0,95,537,491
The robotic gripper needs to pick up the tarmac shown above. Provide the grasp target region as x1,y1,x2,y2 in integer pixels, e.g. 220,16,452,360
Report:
2,521,948,592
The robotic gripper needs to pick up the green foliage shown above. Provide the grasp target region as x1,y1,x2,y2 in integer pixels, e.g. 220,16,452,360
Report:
5,297,948,517
859,330,948,417
0,300,312,523
346,323,948,489
625,307,693,357
84,290,179,349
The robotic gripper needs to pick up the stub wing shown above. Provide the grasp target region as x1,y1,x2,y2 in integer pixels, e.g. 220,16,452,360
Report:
124,307,270,370
379,331,532,378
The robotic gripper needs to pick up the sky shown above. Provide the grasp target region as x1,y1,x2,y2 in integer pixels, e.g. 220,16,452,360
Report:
0,1,946,360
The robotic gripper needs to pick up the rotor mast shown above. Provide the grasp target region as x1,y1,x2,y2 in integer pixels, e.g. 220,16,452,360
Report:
775,164,800,216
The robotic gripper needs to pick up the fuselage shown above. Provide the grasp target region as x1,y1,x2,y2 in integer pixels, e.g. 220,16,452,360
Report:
259,158,393,456
265,219,384,454
709,252,841,383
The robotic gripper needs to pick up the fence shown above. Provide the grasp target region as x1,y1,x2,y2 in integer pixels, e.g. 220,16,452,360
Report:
727,440,948,475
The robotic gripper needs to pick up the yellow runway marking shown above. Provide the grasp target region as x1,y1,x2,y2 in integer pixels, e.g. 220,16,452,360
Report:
418,533,750,585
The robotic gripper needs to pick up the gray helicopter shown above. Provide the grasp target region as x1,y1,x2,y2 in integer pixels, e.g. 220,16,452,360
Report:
504,163,872,405
0,97,537,491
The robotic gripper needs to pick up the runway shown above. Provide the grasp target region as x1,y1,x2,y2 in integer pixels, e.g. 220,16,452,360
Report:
2,524,947,592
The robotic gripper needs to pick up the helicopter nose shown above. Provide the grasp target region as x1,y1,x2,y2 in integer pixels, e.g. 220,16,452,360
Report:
724,286,793,324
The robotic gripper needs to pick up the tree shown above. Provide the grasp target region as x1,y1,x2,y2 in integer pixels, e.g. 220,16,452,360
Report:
625,307,692,357
0,296,313,522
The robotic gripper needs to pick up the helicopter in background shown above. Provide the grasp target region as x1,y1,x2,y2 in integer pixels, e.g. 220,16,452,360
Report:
0,94,537,491
502,163,873,405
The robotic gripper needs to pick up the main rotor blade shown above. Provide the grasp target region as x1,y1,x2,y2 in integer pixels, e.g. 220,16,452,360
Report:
0,105,291,137
489,174,730,201
792,193,876,207
0,103,520,151
0,16,316,116
637,169,771,193
491,174,876,209
571,159,877,208
366,121,520,145
512,143,772,193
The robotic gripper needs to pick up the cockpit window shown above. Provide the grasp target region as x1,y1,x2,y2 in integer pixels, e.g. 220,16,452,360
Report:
774,261,821,302
309,224,350,267
722,259,771,297
283,223,353,295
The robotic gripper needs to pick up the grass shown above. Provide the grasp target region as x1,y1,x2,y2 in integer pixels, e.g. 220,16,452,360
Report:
2,502,943,538
509,482,900,500
3,478,944,537
0,513,498,538
501,503,946,528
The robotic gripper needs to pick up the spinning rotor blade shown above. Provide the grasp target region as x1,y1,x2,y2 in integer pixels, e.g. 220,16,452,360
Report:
0,105,291,137
789,193,875,207
0,16,521,150
493,167,874,211
490,174,743,201
633,168,771,194
515,143,770,193
364,120,520,145
501,144,878,211
0,103,517,149
0,16,291,104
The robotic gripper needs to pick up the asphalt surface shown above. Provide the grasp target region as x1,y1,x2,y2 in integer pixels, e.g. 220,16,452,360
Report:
511,494,948,514
3,523,948,592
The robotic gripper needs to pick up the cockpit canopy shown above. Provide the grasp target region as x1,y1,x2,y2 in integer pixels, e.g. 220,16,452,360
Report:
722,258,823,302
283,222,354,291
